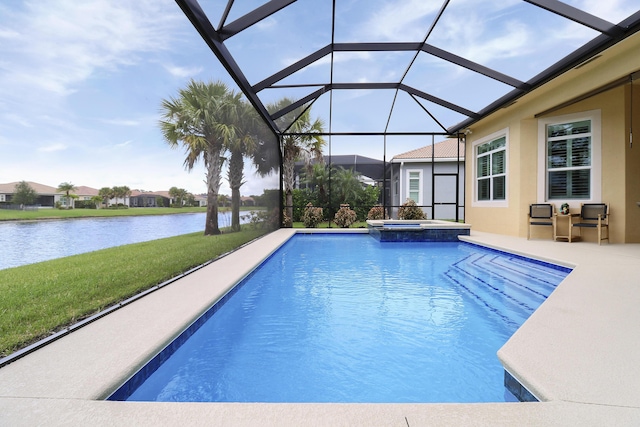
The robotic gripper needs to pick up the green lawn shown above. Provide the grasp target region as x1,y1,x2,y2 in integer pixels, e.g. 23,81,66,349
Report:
0,206,208,221
0,227,267,357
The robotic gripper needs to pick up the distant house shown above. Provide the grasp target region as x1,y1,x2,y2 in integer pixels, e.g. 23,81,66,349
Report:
194,194,207,207
74,186,100,201
389,138,465,220
65,185,100,208
241,196,255,206
129,190,171,208
0,181,61,208
1,183,204,209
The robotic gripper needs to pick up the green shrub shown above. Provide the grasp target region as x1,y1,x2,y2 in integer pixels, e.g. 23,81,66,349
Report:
367,205,385,220
334,204,357,228
74,200,96,209
282,211,292,228
355,185,380,220
302,203,323,228
291,188,315,222
247,209,280,231
398,199,426,220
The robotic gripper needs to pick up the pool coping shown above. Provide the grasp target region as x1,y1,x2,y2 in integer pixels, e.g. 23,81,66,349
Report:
1,229,639,425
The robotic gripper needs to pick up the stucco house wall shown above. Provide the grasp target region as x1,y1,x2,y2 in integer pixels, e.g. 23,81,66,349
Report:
390,139,465,220
464,31,640,243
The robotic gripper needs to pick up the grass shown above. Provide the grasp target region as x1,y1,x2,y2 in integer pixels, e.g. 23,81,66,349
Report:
0,227,267,357
0,206,208,221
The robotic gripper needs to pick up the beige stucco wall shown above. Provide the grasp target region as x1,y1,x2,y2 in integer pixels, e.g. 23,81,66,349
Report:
465,31,640,243
626,80,640,242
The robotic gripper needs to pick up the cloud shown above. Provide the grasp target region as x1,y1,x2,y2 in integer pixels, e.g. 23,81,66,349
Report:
0,1,183,102
116,140,133,148
0,28,20,39
100,119,141,127
254,16,277,31
2,113,33,128
578,0,638,23
354,0,443,41
164,64,204,78
455,18,532,63
38,143,67,152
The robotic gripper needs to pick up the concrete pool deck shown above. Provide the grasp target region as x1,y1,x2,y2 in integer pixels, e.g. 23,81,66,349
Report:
0,228,639,425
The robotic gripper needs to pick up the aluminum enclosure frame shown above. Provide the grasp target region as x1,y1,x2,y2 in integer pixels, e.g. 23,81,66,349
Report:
174,0,640,224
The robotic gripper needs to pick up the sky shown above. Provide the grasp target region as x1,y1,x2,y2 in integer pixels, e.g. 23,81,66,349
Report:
0,0,637,196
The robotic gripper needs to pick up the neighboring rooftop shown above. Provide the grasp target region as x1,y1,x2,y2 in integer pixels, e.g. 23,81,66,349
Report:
74,186,100,197
391,138,464,161
0,181,59,195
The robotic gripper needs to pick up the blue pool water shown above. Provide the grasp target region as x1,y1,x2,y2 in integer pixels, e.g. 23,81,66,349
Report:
113,234,570,403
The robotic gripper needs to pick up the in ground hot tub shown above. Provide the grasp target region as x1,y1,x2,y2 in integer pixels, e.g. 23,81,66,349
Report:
367,219,471,242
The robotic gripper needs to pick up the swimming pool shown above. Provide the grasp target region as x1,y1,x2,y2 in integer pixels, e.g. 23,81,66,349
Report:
110,233,570,403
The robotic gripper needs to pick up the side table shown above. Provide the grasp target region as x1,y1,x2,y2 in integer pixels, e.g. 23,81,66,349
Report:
554,213,579,241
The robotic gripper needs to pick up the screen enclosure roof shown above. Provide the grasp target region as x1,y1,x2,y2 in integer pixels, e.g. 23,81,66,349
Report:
175,0,640,138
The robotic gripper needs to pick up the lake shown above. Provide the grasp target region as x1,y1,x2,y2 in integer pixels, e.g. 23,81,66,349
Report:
0,212,250,270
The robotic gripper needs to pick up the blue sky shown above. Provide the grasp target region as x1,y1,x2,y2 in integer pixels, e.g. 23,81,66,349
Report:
0,0,636,195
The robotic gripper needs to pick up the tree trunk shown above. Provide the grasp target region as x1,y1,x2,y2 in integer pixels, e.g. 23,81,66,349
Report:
205,192,220,235
204,145,223,235
229,149,244,232
282,149,296,227
285,189,293,227
231,187,241,231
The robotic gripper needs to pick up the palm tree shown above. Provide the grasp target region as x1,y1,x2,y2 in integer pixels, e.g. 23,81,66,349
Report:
301,162,333,209
332,167,363,207
111,186,120,206
121,186,131,207
98,187,113,208
225,95,261,231
90,195,103,209
160,80,241,235
218,194,229,207
268,98,325,226
57,182,77,209
169,186,188,207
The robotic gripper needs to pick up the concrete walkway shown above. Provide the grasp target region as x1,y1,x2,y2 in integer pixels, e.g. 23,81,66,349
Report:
0,229,639,426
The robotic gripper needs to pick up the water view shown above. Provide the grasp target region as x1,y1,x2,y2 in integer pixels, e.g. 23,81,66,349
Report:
0,212,250,270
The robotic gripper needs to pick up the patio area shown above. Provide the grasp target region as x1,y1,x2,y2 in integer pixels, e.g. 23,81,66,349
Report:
0,229,639,426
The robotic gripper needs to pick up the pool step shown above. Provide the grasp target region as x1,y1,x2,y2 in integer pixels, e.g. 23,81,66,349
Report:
443,253,562,328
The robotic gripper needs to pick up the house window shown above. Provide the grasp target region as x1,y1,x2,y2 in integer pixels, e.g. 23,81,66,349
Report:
474,131,507,205
546,120,591,199
406,170,422,205
0,194,5,202
538,110,601,203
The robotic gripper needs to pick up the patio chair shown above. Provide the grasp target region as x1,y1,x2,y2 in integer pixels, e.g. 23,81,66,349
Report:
527,204,554,240
570,203,609,245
